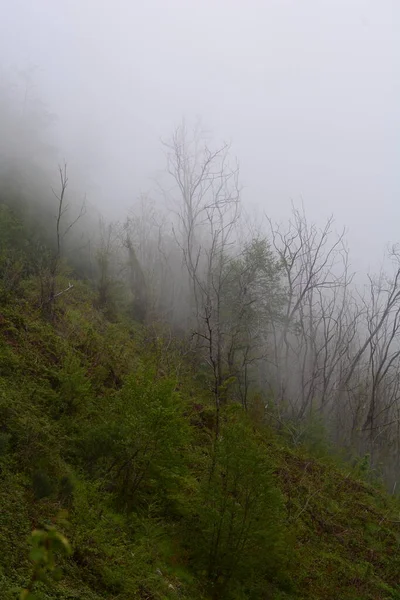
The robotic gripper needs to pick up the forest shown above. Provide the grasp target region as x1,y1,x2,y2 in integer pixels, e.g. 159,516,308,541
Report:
2,101,400,599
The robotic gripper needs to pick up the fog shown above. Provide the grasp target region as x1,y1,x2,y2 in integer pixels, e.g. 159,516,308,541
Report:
0,0,399,273
2,0,400,489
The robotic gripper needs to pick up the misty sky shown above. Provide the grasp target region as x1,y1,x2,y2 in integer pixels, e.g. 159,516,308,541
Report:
0,0,398,273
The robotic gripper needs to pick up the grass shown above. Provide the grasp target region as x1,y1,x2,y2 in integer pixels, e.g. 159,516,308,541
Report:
1,269,400,598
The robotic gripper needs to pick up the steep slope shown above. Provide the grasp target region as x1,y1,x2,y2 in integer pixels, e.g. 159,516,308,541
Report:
1,204,400,599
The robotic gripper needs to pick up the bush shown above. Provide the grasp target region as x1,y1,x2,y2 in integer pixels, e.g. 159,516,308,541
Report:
78,363,192,511
187,407,287,599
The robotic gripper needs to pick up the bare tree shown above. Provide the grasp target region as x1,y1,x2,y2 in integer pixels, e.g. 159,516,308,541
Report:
95,218,124,314
163,123,240,435
346,255,400,464
267,206,349,418
342,256,400,390
40,162,85,314
125,196,178,324
124,232,148,323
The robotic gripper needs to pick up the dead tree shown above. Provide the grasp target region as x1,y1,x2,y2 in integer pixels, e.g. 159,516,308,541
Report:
124,233,148,323
163,123,240,436
41,162,85,315
267,206,348,417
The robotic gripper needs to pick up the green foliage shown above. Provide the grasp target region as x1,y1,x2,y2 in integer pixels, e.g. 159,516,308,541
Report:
78,364,191,510
219,237,285,407
0,204,27,299
20,522,72,600
2,202,400,600
284,411,333,458
32,471,55,501
186,407,287,598
54,352,92,417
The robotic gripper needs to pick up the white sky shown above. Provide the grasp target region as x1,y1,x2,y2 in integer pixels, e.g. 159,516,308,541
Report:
0,0,398,273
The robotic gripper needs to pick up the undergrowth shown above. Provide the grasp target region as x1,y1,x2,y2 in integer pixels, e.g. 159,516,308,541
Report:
1,202,400,599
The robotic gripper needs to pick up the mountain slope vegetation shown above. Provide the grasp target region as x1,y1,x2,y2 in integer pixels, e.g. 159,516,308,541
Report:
1,198,400,600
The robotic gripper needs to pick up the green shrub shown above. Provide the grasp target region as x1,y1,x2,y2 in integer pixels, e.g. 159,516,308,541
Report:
32,470,55,500
54,353,92,417
78,363,191,511
20,522,72,599
187,407,287,599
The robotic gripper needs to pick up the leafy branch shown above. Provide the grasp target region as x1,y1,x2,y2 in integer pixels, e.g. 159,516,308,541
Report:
20,523,72,600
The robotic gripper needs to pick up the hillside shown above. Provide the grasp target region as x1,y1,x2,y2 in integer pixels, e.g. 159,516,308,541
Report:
1,201,400,600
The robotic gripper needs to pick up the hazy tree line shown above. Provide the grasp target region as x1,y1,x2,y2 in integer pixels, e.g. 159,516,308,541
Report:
86,123,400,489
2,95,400,490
